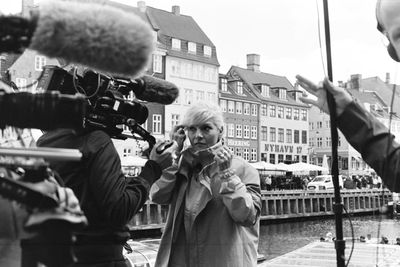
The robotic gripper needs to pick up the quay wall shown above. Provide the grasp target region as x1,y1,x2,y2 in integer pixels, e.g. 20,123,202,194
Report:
128,189,392,231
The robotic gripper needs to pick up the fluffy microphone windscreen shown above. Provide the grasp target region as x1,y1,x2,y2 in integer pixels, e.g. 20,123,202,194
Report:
137,75,180,104
30,0,154,77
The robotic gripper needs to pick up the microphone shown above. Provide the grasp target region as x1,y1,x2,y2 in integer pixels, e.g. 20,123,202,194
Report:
121,75,180,105
1,0,154,77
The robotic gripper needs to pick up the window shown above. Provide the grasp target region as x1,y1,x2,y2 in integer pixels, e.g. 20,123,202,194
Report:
221,78,228,92
301,109,307,121
236,102,242,114
196,90,205,102
277,106,284,118
251,104,257,116
228,101,235,113
317,121,323,128
152,54,162,73
188,42,196,53
279,88,287,99
293,108,299,120
261,126,268,141
278,128,284,143
286,129,292,143
294,130,299,143
326,137,331,147
302,130,307,144
251,148,257,162
220,99,227,112
270,154,275,164
15,78,27,90
243,125,250,138
270,127,276,142
204,45,212,57
286,107,292,119
236,124,242,138
152,114,162,134
243,148,249,161
326,121,330,128
172,38,181,50
244,103,250,115
171,114,180,128
236,81,243,95
184,89,193,105
228,123,234,137
278,154,284,163
269,105,276,117
261,84,270,97
123,148,132,157
251,126,257,139
317,137,323,147
310,122,314,130
34,56,46,71
261,104,267,116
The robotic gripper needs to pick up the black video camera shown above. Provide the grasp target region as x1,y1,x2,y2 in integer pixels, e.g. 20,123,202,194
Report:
37,65,156,148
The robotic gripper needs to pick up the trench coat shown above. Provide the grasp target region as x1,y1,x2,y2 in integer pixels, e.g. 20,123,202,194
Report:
149,149,261,267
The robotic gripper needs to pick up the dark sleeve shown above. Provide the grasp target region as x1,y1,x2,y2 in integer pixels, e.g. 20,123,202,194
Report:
87,139,162,226
337,101,400,192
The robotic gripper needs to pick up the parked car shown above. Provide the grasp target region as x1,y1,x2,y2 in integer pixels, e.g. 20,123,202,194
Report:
307,175,343,190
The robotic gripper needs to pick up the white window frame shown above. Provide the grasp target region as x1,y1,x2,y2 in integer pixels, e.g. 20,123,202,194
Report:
236,102,242,114
34,55,46,71
243,148,250,161
251,126,257,139
220,99,227,112
261,84,270,97
251,104,257,116
152,54,162,73
152,114,162,134
171,114,180,128
228,101,235,113
243,125,250,139
237,81,243,95
244,103,250,115
236,124,242,138
204,45,212,57
188,42,196,54
184,89,193,105
228,123,234,137
172,38,181,50
221,78,228,91
251,148,257,162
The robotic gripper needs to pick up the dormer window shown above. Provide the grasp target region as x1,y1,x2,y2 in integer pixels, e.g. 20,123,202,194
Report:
188,42,196,54
236,81,243,95
172,38,181,50
204,45,212,57
261,84,270,97
279,88,287,100
220,78,228,92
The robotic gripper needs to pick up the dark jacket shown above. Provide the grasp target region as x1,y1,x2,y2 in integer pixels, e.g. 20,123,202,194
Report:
338,101,400,192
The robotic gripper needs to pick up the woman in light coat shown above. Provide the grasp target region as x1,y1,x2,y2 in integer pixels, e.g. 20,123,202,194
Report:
150,102,261,267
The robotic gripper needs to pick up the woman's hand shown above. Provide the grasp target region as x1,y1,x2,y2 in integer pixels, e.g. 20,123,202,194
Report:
170,125,186,153
213,145,233,171
296,75,353,116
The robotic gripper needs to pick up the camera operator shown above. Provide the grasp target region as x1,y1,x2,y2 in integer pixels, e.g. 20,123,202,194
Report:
37,126,176,266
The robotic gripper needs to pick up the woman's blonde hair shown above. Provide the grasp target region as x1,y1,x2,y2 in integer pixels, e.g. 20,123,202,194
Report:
181,101,224,130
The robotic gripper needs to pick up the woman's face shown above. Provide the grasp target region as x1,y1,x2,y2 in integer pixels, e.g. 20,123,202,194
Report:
186,121,221,151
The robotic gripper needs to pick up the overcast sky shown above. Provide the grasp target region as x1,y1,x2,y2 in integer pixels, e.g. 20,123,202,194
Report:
1,0,399,85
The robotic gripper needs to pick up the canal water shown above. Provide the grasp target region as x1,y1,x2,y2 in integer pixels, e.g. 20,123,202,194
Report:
258,214,400,260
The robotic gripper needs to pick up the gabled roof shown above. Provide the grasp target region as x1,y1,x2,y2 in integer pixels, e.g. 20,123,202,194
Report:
107,1,219,66
146,7,214,46
358,76,400,115
346,88,386,108
228,66,308,107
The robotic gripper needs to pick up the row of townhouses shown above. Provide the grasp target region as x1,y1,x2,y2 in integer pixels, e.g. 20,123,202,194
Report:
1,0,400,177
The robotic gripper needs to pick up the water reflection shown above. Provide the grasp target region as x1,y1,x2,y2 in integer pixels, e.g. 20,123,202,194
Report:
258,215,400,260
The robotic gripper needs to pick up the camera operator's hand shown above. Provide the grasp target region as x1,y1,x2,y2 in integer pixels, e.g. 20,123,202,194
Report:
149,140,179,170
296,75,353,116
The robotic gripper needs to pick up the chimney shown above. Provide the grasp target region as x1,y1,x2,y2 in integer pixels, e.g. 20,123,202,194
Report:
172,5,180,15
137,1,146,12
385,72,390,84
350,74,362,90
22,0,35,17
246,54,260,73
